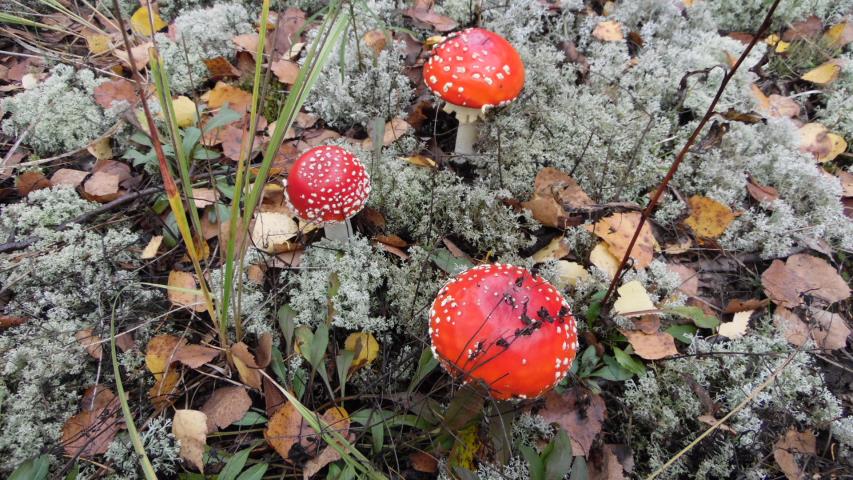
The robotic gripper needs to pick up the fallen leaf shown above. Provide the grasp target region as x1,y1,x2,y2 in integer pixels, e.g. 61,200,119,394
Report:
203,56,241,78
265,401,304,461
800,123,849,163
146,335,182,380
781,15,823,41
93,78,136,110
718,310,752,339
633,315,660,334
585,212,657,268
16,171,51,196
362,117,413,149
746,175,780,203
344,332,379,371
773,429,816,480
838,171,853,197
86,136,113,161
75,329,103,360
130,7,167,36
251,211,299,253
113,42,152,71
173,410,208,472
589,242,621,279
171,96,198,127
202,81,253,112
174,344,220,368
808,308,851,350
363,30,388,54
531,236,570,263
402,8,457,32
84,32,112,54
523,167,593,228
761,254,850,307
61,389,120,458
201,386,252,432
167,271,206,312
232,33,259,52
401,154,437,168
593,20,624,42
82,171,120,203
621,329,678,360
773,307,810,346
824,20,853,48
667,263,699,297
141,235,163,259
150,370,181,412
800,59,842,85
553,260,591,288
589,443,629,480
684,195,735,239
271,60,300,84
723,298,769,313
539,387,606,456
613,281,656,316
410,452,439,473
231,342,262,389
751,84,800,119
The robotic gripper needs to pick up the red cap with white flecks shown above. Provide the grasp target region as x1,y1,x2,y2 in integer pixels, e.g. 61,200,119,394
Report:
285,145,371,223
429,263,578,400
422,28,525,112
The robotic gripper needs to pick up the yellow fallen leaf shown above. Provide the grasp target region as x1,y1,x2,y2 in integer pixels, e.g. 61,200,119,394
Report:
592,20,624,42
344,332,379,370
820,133,847,163
141,235,163,259
775,40,790,53
145,335,182,380
531,236,569,263
553,260,590,288
585,211,657,268
801,60,842,85
824,20,853,48
613,280,656,317
401,155,437,168
130,7,167,37
173,410,208,472
718,310,752,339
85,32,111,54
86,136,113,160
589,242,620,279
799,122,846,162
684,195,735,239
172,96,198,128
765,33,780,46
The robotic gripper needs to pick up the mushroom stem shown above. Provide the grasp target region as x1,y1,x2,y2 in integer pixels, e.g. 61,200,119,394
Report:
454,120,478,156
323,219,352,242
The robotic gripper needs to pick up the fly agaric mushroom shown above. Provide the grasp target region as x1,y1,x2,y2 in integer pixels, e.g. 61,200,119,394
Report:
422,28,525,156
429,264,578,400
285,145,371,241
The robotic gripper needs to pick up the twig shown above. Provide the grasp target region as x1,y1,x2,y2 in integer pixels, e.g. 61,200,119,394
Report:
601,0,782,306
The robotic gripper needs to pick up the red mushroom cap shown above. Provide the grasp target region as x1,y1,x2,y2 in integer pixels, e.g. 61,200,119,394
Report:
429,264,578,400
422,28,525,111
285,145,371,223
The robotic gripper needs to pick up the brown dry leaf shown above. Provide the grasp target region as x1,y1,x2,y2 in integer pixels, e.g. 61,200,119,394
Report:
824,20,853,48
838,171,853,197
585,212,657,269
204,56,241,78
265,401,304,461
202,81,253,112
149,370,181,412
231,342,262,389
115,332,136,352
750,84,800,118
539,387,606,456
362,117,413,149
401,154,437,169
773,429,816,480
174,344,220,368
192,188,219,208
402,8,457,32
271,60,300,84
94,78,136,109
718,310,752,339
82,171,120,203
773,307,810,346
633,315,661,334
50,169,88,188
173,409,208,472
782,15,823,41
808,308,851,350
684,195,735,239
523,167,593,228
302,441,348,480
746,175,780,203
800,59,843,85
167,271,206,312
251,211,299,253
697,415,737,434
593,20,624,41
667,263,699,297
232,33,259,52
621,329,678,360
723,298,769,313
762,254,850,308
364,30,388,54
410,452,439,473
0,315,28,328
113,42,152,71
16,171,51,196
61,392,120,458
75,329,103,360
255,332,273,368
588,443,628,480
589,242,621,279
141,235,163,259
201,386,252,432
145,335,182,380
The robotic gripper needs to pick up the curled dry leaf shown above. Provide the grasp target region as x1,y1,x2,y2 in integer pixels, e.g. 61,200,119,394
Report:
231,342,263,389
539,387,606,456
593,20,625,42
585,212,657,269
201,386,252,432
621,329,678,360
75,329,103,360
522,167,593,228
173,409,208,472
773,429,816,480
167,270,206,312
684,195,735,239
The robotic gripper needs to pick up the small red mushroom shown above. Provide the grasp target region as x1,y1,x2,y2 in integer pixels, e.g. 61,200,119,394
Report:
429,264,578,400
285,145,371,241
422,28,525,156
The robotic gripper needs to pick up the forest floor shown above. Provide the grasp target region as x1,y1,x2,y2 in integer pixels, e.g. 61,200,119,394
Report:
1,0,852,479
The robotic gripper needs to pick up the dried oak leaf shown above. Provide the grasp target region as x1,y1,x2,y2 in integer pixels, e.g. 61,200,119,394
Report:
173,409,208,472
773,429,816,480
539,387,606,456
620,329,678,360
93,78,136,109
683,195,734,239
585,212,657,269
201,386,252,432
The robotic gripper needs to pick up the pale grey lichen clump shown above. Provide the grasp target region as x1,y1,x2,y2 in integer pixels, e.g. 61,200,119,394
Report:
0,187,159,471
623,319,849,479
704,0,853,31
156,2,253,94
1,64,118,155
98,417,180,479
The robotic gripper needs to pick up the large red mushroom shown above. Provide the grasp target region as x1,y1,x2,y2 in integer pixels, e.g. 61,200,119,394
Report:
422,28,525,156
429,264,578,400
285,145,371,241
